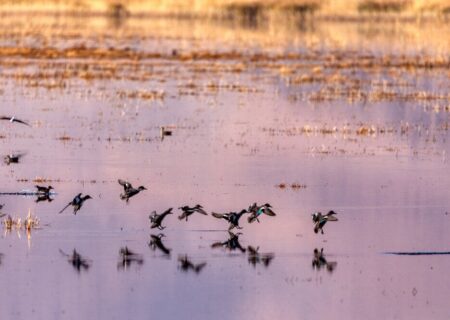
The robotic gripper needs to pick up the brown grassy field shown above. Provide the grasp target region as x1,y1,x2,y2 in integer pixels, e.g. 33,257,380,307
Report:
0,0,449,19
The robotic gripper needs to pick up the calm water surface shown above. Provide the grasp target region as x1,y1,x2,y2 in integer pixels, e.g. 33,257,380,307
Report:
0,15,449,320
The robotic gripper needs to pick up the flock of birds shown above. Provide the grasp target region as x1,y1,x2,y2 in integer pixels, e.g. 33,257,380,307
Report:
0,115,340,273
54,178,338,234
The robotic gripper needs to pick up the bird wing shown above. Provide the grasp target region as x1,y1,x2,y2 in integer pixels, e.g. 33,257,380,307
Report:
0,116,11,121
195,207,208,215
247,214,257,223
178,211,187,220
263,207,276,216
212,212,225,219
13,118,30,126
118,179,132,190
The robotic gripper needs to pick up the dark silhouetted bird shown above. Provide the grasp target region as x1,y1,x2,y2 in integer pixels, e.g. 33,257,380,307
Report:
0,116,30,126
312,248,337,273
149,208,173,230
211,231,246,253
118,179,146,202
312,210,338,234
178,205,208,221
149,234,171,255
59,193,92,215
4,153,25,165
247,203,276,223
178,255,206,274
36,185,53,194
212,209,247,231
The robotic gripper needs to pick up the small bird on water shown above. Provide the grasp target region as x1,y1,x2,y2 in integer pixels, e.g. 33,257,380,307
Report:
247,202,276,223
35,185,53,194
4,153,25,165
212,209,248,231
149,208,173,230
118,179,146,202
312,210,338,234
0,116,30,126
59,193,92,215
178,205,208,221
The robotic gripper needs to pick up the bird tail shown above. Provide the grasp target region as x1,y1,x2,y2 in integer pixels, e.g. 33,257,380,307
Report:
212,212,224,219
59,203,70,214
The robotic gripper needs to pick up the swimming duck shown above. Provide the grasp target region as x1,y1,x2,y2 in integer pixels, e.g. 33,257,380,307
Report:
178,204,208,221
312,248,337,273
118,179,146,202
149,234,171,255
0,116,30,126
59,193,92,215
312,210,338,234
247,203,276,223
160,126,172,140
4,153,25,165
212,209,247,231
149,208,173,230
178,255,207,274
211,231,246,253
35,185,53,194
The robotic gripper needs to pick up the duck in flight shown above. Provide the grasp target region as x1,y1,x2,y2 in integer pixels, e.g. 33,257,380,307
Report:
149,208,173,230
178,204,208,221
118,179,146,202
212,209,248,231
59,193,92,215
0,116,30,127
247,203,276,223
312,210,338,234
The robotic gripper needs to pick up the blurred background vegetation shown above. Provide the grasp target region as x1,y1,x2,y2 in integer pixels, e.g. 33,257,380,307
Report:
0,0,449,20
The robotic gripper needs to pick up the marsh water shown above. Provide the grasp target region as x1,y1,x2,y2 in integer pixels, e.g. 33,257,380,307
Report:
0,15,449,319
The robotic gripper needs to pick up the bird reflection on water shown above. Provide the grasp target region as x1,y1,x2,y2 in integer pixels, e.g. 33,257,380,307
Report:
211,231,246,253
247,246,274,268
312,248,337,273
118,246,144,270
59,249,91,273
178,255,207,274
148,234,171,256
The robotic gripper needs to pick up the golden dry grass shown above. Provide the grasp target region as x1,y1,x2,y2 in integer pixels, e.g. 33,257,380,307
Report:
0,0,449,18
